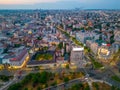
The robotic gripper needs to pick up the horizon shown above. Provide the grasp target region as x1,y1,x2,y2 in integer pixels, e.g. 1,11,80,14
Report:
0,0,120,9
0,8,120,11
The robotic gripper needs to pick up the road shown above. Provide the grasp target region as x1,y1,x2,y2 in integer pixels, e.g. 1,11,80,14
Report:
0,70,20,90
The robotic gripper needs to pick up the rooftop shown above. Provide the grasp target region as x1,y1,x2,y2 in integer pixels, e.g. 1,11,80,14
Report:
72,46,84,51
10,48,27,61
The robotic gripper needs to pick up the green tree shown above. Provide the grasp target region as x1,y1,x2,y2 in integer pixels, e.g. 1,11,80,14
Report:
32,74,39,85
66,64,69,69
111,86,116,90
64,77,69,83
14,44,21,47
84,85,90,90
93,83,99,90
37,37,42,40
39,71,49,84
110,35,115,44
70,83,83,90
21,73,33,84
99,35,102,40
0,75,9,82
51,81,57,86
37,87,41,90
8,83,22,90
58,42,63,49
106,23,110,27
24,88,28,90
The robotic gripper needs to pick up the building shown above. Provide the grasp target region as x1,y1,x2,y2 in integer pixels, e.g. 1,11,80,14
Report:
76,31,99,44
112,42,120,53
86,40,92,48
113,30,120,52
70,46,84,68
2,55,11,64
114,30,120,42
90,42,99,55
34,12,41,20
9,48,29,68
98,44,112,60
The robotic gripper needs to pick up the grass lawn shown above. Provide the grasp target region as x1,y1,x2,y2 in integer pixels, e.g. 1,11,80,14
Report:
35,53,53,61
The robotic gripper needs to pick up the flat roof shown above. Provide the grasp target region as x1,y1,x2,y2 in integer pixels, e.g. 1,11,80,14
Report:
72,47,84,51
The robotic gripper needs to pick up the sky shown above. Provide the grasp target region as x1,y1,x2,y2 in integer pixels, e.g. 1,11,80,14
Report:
0,0,119,9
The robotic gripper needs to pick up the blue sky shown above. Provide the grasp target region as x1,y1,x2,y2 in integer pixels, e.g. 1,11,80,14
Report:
0,0,119,9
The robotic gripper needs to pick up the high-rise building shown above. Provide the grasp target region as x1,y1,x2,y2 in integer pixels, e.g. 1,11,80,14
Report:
70,46,84,68
34,12,41,20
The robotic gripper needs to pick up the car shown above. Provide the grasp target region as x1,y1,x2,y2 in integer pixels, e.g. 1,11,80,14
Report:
18,76,21,79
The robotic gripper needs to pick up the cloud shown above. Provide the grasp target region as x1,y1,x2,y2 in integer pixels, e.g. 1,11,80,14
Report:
0,0,119,9
0,0,61,4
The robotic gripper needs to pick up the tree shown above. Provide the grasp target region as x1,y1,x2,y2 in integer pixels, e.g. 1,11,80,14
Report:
93,83,99,90
37,87,41,90
32,74,39,85
8,83,22,90
39,71,49,84
70,83,83,90
99,35,102,40
64,43,66,55
24,88,28,90
3,48,8,53
66,64,69,69
14,44,21,47
51,81,57,86
106,23,110,27
110,35,115,44
64,77,69,83
21,73,33,84
60,24,63,28
111,86,116,90
58,42,63,49
0,75,9,82
84,85,90,90
37,37,42,40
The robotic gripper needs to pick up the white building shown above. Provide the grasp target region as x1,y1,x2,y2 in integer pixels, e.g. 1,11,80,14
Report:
70,46,84,68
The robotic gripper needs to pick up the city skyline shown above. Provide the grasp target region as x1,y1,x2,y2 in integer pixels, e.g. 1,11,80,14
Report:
0,0,120,9
0,2,120,90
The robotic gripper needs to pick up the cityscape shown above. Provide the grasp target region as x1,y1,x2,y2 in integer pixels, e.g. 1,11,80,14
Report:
0,0,120,90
